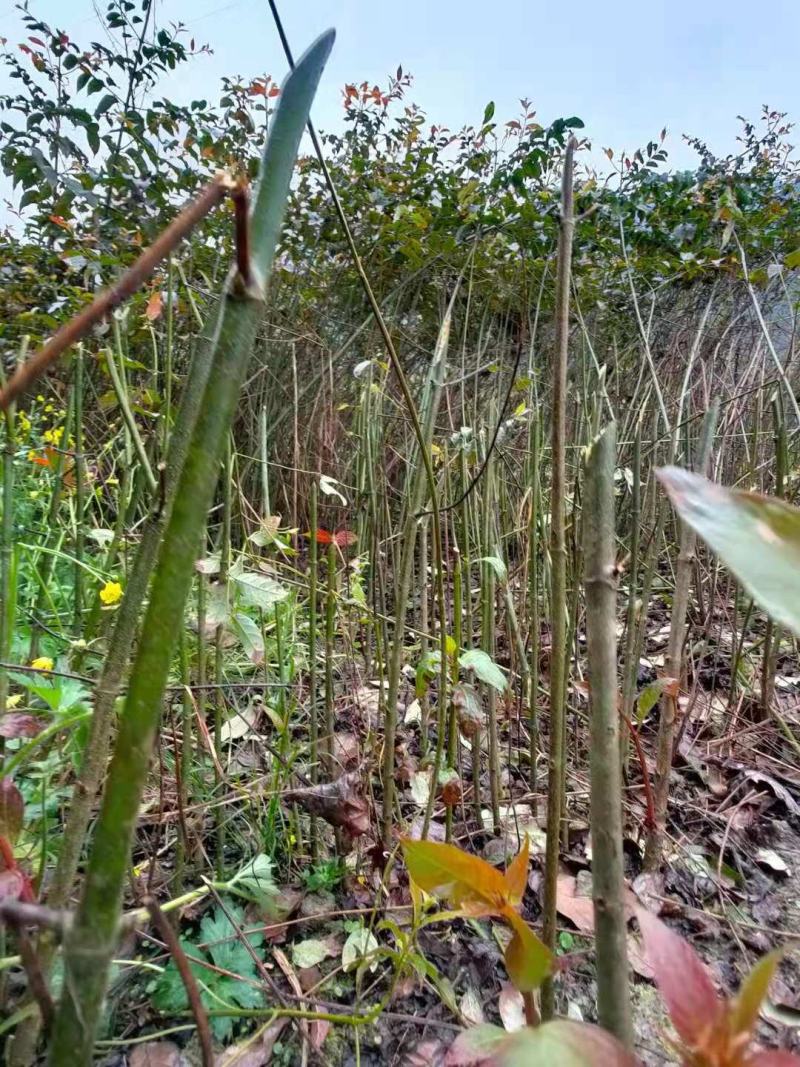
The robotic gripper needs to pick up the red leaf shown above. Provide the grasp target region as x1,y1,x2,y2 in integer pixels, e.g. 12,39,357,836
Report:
0,714,45,739
0,779,23,844
746,1054,800,1066
314,528,356,547
638,907,724,1047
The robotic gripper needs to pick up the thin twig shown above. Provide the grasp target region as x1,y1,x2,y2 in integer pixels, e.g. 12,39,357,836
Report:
145,896,214,1067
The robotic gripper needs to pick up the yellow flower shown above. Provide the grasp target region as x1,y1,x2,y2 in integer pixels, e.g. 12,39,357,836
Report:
31,656,54,672
17,412,31,436
5,694,22,709
43,425,64,445
100,580,123,605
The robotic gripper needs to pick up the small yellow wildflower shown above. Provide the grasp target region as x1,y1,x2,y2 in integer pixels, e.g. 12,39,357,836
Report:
43,425,64,446
44,404,54,413
35,394,45,402
5,694,22,709
17,412,31,436
31,656,54,672
100,580,123,606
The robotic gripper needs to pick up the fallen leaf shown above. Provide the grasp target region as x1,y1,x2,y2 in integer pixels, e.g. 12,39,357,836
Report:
498,982,525,1032
460,985,486,1026
756,848,791,876
284,771,369,837
291,938,333,969
215,1019,288,1066
145,289,163,322
555,872,595,934
403,1039,446,1067
130,1042,190,1067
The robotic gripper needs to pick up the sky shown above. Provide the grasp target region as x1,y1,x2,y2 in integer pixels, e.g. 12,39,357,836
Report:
1,0,799,173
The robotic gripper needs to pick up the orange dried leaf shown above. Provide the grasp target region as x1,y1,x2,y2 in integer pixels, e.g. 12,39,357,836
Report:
145,290,163,322
401,838,508,911
503,835,529,906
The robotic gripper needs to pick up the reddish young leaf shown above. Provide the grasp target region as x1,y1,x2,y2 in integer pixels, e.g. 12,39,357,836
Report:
638,907,724,1047
0,868,25,901
746,1053,800,1066
401,838,508,912
0,714,45,739
313,528,357,547
0,778,23,844
503,835,529,906
445,1019,638,1067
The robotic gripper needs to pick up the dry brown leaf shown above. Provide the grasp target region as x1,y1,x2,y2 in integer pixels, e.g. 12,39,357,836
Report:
498,981,525,1032
215,1019,288,1066
284,771,369,837
555,872,595,934
130,1042,190,1067
145,289,163,322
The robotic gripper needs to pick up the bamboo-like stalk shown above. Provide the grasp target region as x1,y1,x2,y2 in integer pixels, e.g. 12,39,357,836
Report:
481,436,501,830
380,302,452,847
72,348,85,632
527,414,541,802
308,480,320,858
584,422,632,1048
541,137,577,1021
7,326,223,1066
0,346,22,725
47,34,333,1063
620,416,642,768
644,398,719,871
214,438,233,875
762,395,786,715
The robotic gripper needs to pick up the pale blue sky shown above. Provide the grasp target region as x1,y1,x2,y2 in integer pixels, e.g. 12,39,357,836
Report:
2,0,799,171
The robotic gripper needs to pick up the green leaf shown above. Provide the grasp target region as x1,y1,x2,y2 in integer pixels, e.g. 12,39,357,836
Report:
502,908,552,991
657,467,800,637
730,950,782,1039
459,649,507,692
785,248,800,270
478,555,507,583
229,612,264,664
94,93,116,118
636,676,678,723
341,925,379,972
226,853,278,908
483,101,495,124
232,570,289,611
291,938,331,969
